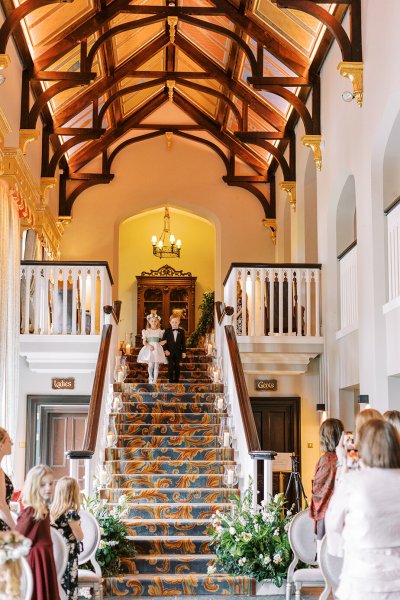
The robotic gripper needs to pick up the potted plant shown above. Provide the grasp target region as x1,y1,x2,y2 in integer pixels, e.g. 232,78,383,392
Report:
187,291,214,348
208,487,293,595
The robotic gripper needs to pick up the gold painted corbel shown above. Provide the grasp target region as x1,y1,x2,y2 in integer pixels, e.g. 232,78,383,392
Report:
19,129,40,154
0,54,10,70
338,61,364,107
262,218,277,245
279,181,296,211
301,134,322,171
167,16,178,43
166,80,175,102
165,131,173,150
40,177,57,206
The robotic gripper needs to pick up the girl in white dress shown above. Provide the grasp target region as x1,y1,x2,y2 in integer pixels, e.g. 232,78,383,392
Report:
137,314,167,383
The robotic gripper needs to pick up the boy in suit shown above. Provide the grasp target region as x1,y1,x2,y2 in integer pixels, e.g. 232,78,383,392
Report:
162,315,187,383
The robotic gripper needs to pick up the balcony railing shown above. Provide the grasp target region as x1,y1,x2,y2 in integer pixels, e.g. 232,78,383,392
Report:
20,261,113,335
224,263,321,338
337,242,358,334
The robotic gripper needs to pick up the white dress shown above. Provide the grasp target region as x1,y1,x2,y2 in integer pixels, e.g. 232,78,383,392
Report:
325,467,400,600
137,328,167,364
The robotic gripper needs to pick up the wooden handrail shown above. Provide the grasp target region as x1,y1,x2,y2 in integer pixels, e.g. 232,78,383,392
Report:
104,300,122,324
224,324,260,453
215,300,234,325
223,262,322,286
21,260,114,285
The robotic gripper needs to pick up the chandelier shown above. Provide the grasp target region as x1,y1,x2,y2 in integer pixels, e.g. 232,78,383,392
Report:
151,207,182,259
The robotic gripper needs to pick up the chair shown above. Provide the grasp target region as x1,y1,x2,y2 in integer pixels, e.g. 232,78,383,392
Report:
50,527,69,600
318,534,343,600
286,508,325,600
78,509,103,600
19,556,33,600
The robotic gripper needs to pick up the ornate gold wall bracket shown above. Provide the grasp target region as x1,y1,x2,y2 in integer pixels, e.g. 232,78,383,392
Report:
166,80,175,102
301,134,322,171
165,131,173,149
19,129,40,154
338,61,364,107
40,177,57,206
167,16,178,43
0,54,10,70
279,180,296,211
262,218,277,245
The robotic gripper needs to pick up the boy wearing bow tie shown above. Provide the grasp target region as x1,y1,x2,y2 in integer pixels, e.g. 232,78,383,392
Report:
162,315,187,383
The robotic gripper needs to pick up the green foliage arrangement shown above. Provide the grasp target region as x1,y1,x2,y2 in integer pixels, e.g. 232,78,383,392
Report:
208,487,293,586
82,492,136,576
187,291,215,347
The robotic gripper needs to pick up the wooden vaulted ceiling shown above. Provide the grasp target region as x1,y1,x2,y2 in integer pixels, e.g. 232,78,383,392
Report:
0,0,362,217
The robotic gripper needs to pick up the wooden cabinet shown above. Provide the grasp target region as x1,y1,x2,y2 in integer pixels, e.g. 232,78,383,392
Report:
136,264,196,344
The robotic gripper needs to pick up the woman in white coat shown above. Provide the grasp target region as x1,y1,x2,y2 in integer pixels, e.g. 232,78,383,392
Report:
326,418,400,600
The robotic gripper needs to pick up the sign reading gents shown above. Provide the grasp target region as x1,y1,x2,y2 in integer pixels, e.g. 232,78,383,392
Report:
255,379,278,391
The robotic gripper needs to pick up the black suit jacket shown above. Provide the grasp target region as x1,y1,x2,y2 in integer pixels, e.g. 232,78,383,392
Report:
162,327,186,359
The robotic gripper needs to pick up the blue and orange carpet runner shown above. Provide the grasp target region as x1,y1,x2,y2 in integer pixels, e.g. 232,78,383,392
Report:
103,347,254,597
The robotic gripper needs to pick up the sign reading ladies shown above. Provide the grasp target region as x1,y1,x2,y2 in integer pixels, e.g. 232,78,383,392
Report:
255,379,278,391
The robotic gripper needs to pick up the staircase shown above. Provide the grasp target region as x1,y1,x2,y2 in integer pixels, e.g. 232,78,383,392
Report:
103,347,255,597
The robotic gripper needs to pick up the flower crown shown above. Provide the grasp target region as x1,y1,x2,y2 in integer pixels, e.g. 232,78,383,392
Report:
146,313,161,323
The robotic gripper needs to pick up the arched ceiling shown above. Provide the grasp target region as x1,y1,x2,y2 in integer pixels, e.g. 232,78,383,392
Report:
0,0,361,218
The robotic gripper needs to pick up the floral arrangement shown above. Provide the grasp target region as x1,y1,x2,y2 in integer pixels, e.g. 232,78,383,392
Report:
208,487,293,586
187,291,215,347
0,531,31,565
82,492,136,576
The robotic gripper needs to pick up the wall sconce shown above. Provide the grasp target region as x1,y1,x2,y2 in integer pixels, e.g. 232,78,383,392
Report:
358,394,370,408
316,403,326,412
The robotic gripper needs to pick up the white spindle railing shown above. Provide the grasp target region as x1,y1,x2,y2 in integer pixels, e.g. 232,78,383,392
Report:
224,264,321,338
20,261,113,335
338,244,358,331
387,203,400,302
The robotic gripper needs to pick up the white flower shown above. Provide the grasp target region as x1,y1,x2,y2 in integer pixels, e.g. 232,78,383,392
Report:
238,557,247,566
118,494,128,506
284,522,290,532
241,532,252,542
273,553,282,564
263,556,271,565
273,528,280,536
99,540,107,549
207,563,217,575
274,493,280,502
286,510,292,517
100,527,105,536
229,526,236,535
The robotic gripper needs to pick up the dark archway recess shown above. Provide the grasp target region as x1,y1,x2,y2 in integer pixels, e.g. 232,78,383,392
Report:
0,0,361,215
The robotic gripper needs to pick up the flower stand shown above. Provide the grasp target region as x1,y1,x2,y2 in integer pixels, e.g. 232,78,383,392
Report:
256,579,286,596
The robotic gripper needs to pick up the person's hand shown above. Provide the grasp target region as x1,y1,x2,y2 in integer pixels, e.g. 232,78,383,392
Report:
165,350,170,356
182,353,186,359
335,431,347,464
148,344,154,351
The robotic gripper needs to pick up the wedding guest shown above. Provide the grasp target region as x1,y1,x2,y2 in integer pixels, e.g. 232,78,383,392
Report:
16,465,60,600
383,409,400,433
310,418,344,541
326,419,400,600
0,427,15,530
335,408,383,474
51,476,84,600
162,315,187,383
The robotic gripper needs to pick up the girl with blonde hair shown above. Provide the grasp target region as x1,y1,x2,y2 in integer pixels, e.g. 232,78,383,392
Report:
0,427,15,530
383,409,400,433
137,313,167,383
16,464,60,600
51,476,84,600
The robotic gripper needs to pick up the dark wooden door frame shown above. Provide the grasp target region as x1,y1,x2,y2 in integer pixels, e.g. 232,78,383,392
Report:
26,395,90,475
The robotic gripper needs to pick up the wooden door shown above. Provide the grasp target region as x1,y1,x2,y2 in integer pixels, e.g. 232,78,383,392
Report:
45,409,87,485
250,397,301,506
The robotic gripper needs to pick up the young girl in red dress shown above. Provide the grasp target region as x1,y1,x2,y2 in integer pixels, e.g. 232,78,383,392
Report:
16,464,60,600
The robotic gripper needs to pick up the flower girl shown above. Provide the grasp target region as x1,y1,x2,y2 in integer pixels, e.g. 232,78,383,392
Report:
51,477,84,600
137,314,167,383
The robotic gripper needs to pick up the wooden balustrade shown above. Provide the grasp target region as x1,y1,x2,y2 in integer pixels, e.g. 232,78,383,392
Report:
20,261,113,335
338,242,358,332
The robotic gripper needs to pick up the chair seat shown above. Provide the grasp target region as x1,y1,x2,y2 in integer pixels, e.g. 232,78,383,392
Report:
78,569,102,583
293,567,324,583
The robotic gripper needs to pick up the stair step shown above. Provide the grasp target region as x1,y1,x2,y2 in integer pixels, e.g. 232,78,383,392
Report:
115,382,224,393
125,519,210,537
127,363,210,371
111,474,227,488
100,488,237,503
114,403,220,414
115,424,220,436
104,573,255,596
125,378,212,384
127,536,213,555
107,503,231,519
105,447,234,461
114,412,222,424
120,392,218,402
106,460,233,475
119,554,215,575
115,435,221,448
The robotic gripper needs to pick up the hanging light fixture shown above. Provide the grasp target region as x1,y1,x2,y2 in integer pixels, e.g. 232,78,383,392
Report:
151,207,182,258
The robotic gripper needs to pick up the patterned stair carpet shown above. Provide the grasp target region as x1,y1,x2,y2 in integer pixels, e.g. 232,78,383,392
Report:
102,348,255,597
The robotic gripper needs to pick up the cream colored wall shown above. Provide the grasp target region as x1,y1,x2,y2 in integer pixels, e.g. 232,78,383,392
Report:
119,208,215,337
60,133,275,299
